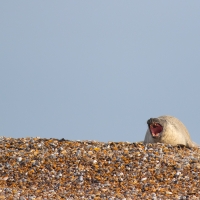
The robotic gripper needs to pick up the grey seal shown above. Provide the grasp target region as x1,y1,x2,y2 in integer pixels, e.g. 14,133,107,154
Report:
144,115,198,147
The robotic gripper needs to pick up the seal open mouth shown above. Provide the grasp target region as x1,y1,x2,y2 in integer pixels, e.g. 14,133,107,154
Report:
149,123,163,138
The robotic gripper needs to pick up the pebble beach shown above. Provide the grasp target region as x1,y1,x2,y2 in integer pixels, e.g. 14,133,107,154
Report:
0,137,200,199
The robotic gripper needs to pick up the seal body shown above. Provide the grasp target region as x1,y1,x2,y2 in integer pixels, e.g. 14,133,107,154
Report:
144,115,197,147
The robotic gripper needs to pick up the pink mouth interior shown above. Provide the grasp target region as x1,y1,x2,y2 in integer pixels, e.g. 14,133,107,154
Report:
150,123,163,137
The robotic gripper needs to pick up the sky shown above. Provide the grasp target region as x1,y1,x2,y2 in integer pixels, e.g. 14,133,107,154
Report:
1,1,200,143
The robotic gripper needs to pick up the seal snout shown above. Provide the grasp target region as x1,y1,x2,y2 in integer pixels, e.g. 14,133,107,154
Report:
147,118,163,138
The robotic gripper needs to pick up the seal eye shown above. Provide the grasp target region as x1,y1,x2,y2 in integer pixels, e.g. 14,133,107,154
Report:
149,123,163,138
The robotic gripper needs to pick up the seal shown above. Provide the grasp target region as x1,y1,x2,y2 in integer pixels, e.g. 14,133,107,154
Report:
144,115,198,147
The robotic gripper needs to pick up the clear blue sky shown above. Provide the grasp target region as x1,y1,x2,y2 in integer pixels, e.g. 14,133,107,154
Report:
1,1,200,143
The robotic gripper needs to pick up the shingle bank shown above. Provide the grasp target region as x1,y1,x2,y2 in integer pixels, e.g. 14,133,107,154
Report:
0,137,200,199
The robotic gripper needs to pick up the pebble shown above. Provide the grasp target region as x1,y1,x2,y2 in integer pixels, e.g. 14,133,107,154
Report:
0,137,200,199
